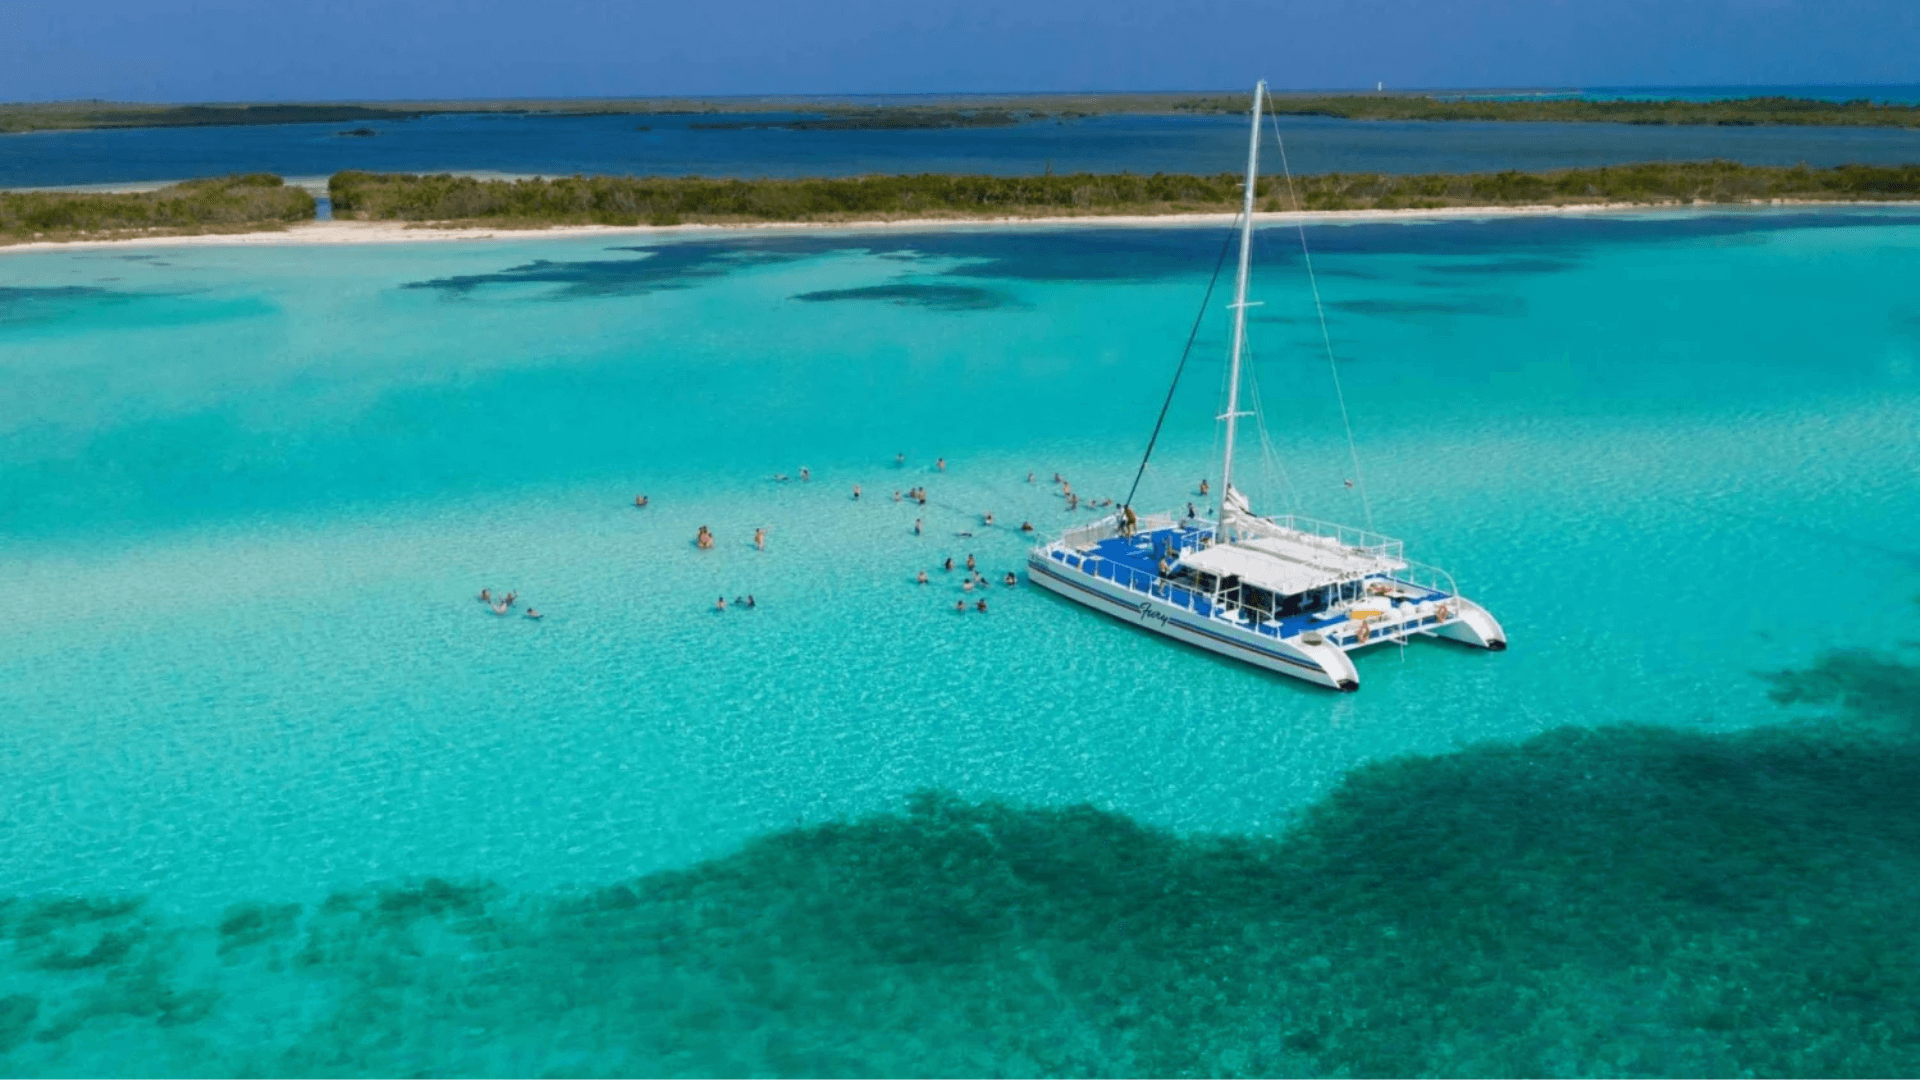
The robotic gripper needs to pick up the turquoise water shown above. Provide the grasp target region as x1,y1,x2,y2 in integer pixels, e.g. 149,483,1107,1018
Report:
3,209,1919,1074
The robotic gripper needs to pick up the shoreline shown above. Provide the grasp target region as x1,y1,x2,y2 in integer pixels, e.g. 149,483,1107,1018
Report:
2,199,1911,254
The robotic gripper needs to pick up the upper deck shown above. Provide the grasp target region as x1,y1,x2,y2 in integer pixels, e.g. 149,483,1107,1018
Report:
1033,511,1461,647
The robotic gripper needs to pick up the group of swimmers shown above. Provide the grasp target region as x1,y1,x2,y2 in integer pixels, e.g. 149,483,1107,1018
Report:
478,588,542,620
715,595,757,611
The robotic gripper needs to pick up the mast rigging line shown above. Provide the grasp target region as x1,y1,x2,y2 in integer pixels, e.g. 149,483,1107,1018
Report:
1120,221,1240,512
1264,87,1375,532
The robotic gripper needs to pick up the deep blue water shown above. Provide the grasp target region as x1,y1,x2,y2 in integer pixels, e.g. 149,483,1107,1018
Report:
6,107,1920,190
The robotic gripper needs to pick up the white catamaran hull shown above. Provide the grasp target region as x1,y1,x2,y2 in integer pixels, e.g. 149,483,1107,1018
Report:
1028,555,1362,689
1027,552,1505,692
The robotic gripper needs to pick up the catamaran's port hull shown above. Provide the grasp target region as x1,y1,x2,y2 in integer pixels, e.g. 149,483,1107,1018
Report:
1028,557,1360,690
1027,557,1504,691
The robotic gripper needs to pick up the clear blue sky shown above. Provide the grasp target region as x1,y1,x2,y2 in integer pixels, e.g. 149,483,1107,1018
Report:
5,0,1916,102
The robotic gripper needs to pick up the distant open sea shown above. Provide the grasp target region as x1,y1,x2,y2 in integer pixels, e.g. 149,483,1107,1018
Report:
5,83,1920,190
2,205,1918,1074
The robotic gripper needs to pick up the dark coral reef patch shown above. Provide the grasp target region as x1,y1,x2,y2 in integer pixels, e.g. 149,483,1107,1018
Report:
4,648,1919,1075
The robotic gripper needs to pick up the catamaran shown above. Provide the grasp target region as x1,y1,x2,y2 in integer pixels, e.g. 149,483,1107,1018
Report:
1025,80,1506,692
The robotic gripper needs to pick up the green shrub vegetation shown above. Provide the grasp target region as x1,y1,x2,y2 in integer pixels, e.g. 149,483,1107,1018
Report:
0,175,315,243
328,162,1920,227
1177,93,1920,128
9,93,1915,135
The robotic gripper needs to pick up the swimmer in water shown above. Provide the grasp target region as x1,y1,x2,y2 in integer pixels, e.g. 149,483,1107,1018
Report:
503,591,517,608
754,527,766,551
1021,521,1034,532
1027,471,1035,484
634,494,649,508
963,579,974,592
896,452,906,467
715,596,727,611
936,458,946,471
697,526,715,550
799,466,811,482
1199,479,1209,496
983,512,994,526
772,473,790,483
917,570,929,585
892,490,902,502
976,599,988,613
955,600,966,612
746,595,756,608
916,490,927,506
852,484,861,500
525,608,543,620
478,588,492,603
492,601,510,616
1004,572,1017,586
914,518,923,535
943,557,954,572
965,553,976,571
955,531,973,538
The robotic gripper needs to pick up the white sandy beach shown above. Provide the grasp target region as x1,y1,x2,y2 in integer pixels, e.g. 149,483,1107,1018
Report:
0,199,1900,255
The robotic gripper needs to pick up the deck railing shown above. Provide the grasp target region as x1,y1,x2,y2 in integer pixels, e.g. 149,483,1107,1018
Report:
1244,514,1405,562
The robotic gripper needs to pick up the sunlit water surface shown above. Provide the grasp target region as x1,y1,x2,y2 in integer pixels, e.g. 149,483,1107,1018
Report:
2,209,1918,1075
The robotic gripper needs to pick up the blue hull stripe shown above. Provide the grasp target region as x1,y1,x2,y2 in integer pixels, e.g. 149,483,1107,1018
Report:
1028,560,1328,675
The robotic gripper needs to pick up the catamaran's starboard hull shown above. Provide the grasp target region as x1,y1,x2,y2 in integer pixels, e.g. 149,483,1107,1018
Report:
1028,556,1362,690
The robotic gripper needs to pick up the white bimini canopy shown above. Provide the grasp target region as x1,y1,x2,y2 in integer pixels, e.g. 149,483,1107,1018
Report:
1177,533,1406,597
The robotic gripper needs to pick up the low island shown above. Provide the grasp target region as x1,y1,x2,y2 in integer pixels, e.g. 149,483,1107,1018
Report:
4,162,1917,246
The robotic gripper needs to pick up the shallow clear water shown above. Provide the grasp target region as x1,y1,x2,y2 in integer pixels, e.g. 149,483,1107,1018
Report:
8,109,1920,189
2,209,1919,1074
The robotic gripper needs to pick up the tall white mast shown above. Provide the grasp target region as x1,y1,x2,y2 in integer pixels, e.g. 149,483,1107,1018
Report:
1216,79,1265,542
